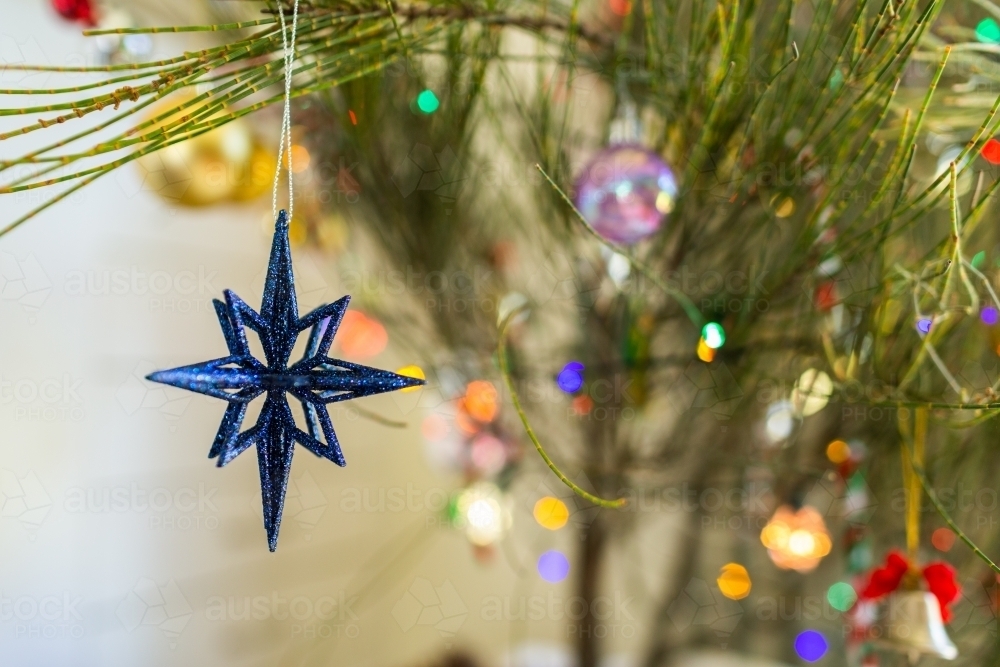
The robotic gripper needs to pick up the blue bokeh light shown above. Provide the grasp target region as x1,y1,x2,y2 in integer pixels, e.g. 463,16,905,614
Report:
556,361,585,393
537,550,570,583
794,629,828,662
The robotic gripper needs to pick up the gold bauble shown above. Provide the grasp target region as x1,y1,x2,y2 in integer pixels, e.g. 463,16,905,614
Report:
231,143,277,202
135,93,255,207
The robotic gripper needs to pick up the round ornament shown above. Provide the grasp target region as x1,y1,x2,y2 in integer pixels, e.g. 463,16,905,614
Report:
134,94,256,207
573,144,677,245
231,143,278,202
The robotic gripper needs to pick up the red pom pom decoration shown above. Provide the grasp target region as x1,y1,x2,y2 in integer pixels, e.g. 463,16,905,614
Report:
923,562,961,623
983,138,1000,166
860,550,909,599
51,0,97,26
859,550,962,623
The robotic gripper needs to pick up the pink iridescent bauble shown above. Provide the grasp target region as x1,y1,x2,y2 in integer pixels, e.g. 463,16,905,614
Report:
573,144,678,245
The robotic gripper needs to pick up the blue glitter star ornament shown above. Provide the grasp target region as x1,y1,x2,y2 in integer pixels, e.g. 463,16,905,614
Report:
148,211,424,551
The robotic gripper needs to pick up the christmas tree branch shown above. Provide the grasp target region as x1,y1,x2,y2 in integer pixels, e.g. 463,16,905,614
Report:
0,2,621,235
498,306,627,509
906,430,1000,574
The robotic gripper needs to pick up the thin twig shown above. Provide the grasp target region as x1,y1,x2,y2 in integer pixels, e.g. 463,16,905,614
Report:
498,305,627,509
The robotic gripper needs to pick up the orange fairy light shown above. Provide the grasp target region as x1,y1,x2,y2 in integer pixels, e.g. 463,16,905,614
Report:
717,563,752,600
290,144,311,173
454,404,480,435
931,527,956,552
826,439,851,464
464,380,499,423
338,311,388,359
697,338,715,362
761,505,832,572
572,394,593,415
609,0,632,16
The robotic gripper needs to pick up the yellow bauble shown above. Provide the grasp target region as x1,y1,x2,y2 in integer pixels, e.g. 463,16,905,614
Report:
135,93,254,207
231,143,277,202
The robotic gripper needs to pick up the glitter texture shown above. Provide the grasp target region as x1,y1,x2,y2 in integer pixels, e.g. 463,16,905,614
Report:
148,211,424,551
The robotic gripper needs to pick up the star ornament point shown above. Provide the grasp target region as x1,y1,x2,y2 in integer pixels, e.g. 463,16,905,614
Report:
147,210,424,551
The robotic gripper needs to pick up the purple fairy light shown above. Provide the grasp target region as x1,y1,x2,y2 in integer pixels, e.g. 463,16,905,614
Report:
537,550,570,583
556,361,585,393
794,629,828,662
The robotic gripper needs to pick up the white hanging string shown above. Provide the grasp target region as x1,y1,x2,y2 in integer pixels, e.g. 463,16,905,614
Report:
272,0,301,222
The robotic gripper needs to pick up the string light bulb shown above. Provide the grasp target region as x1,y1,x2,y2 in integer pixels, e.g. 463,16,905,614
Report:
416,89,440,114
454,482,511,546
761,505,831,572
533,496,569,530
701,322,725,349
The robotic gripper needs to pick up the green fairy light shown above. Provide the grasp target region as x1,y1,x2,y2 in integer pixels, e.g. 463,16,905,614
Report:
416,89,440,113
976,18,1000,44
702,322,725,349
826,582,857,612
